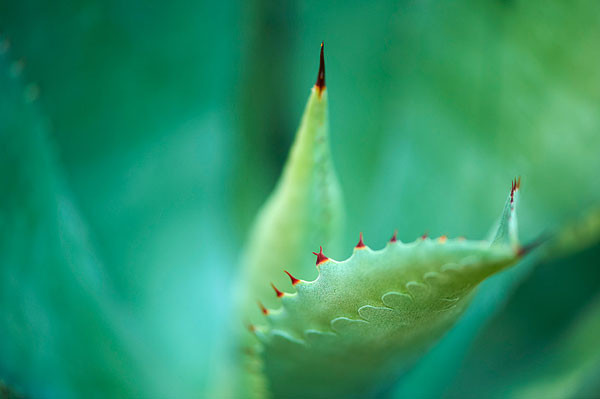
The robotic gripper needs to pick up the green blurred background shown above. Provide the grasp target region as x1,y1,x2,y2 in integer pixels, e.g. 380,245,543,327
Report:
1,0,600,397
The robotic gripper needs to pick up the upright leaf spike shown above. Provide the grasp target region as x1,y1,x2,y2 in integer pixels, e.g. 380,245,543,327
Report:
228,44,343,398
235,42,343,323
490,177,521,249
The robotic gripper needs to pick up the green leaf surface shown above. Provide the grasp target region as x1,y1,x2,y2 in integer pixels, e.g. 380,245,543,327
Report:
236,73,528,396
237,81,344,323
251,194,526,399
255,237,520,398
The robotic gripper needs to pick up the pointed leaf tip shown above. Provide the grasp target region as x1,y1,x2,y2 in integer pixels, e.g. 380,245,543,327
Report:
312,246,329,265
490,177,521,247
356,232,366,249
315,42,325,94
284,270,300,286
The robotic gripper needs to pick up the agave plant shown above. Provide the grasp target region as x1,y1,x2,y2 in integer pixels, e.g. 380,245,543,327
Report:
2,3,600,396
220,43,547,398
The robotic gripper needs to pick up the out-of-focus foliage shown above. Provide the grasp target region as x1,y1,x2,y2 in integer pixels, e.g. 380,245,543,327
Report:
1,0,600,397
510,289,600,399
0,0,239,396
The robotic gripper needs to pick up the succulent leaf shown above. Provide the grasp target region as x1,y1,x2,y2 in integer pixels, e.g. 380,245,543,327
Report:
235,44,531,399
247,183,524,398
237,43,344,322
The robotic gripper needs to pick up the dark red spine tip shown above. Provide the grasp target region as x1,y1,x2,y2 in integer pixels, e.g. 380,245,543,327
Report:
271,283,284,298
510,176,521,204
312,246,329,265
390,230,398,243
315,42,325,94
356,232,365,249
258,301,269,315
284,270,300,286
421,232,429,239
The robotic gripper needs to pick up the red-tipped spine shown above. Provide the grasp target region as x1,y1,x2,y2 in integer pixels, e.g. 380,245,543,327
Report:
271,283,284,298
421,232,429,239
257,301,269,315
390,230,398,243
284,270,300,286
315,42,326,95
510,176,521,204
312,246,329,265
356,232,366,249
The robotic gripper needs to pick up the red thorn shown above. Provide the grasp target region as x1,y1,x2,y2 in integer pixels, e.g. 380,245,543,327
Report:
312,246,329,265
284,270,300,286
271,283,284,298
315,42,326,95
257,301,269,315
421,231,429,239
510,176,521,204
390,230,398,243
356,232,365,249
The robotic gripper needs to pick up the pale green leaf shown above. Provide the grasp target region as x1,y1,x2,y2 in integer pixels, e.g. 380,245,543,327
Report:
237,70,344,323
246,185,525,398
